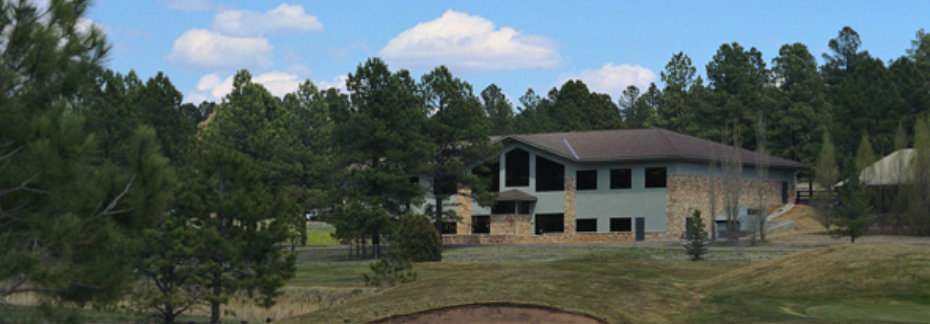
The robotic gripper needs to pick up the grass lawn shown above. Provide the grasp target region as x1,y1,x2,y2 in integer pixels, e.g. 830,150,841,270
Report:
282,243,930,324
305,222,341,245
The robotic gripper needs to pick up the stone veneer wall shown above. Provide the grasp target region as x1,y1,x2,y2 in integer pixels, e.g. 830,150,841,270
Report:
490,214,531,235
563,177,577,234
665,174,794,239
455,187,472,234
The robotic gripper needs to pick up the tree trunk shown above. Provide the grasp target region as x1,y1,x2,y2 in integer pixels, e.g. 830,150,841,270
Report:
435,195,444,231
759,208,766,241
372,230,381,259
210,270,222,324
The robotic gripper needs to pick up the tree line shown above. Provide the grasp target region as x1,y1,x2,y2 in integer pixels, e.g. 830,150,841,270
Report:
3,0,930,323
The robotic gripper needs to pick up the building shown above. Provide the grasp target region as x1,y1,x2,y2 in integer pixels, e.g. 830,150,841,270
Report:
429,128,806,244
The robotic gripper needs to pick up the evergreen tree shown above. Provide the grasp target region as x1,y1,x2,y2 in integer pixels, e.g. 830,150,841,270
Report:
656,52,696,132
481,84,515,135
770,43,831,165
192,71,299,323
334,58,432,258
831,174,873,243
1,0,171,314
420,66,498,228
813,131,840,229
179,142,296,324
685,210,708,261
822,26,866,86
394,212,442,262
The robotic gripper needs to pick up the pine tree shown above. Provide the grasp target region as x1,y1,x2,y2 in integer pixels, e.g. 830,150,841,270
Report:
685,210,709,261
1,0,171,315
831,174,873,243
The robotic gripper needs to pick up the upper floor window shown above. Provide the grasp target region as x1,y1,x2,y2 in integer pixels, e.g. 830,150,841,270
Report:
505,149,529,187
472,160,500,192
645,167,667,188
610,168,632,189
577,170,598,190
536,156,564,191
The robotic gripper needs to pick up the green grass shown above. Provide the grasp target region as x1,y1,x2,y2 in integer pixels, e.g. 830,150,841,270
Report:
305,222,340,245
281,243,930,324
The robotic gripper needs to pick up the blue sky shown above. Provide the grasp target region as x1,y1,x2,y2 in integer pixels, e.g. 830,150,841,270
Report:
86,0,930,104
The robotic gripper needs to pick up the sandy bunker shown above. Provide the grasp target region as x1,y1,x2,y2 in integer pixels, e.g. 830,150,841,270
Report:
368,302,608,324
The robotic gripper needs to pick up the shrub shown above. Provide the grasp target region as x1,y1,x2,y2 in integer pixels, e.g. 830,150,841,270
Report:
363,249,416,287
394,212,442,262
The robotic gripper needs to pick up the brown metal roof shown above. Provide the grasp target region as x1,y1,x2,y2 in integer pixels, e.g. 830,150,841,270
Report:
496,128,807,169
497,189,537,201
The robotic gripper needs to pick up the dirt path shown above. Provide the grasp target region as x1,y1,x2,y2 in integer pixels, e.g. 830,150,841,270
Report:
368,303,608,324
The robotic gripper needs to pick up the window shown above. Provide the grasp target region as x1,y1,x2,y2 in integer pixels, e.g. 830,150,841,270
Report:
535,214,564,234
576,219,597,232
577,170,598,190
491,201,516,214
610,168,632,189
472,216,490,234
518,202,532,214
610,218,632,232
472,161,500,192
535,156,564,191
440,221,457,234
505,149,529,187
645,167,667,188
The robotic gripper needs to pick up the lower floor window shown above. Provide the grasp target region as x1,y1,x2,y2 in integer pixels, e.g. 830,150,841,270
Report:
536,213,564,234
610,217,632,232
576,219,597,232
440,221,457,234
472,215,490,234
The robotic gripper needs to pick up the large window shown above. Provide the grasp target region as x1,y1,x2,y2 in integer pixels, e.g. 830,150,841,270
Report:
577,170,598,190
505,149,529,187
645,167,667,188
535,214,564,234
491,201,516,214
536,156,564,191
610,218,632,232
576,219,597,232
440,222,457,234
472,160,500,192
472,215,490,234
610,168,632,189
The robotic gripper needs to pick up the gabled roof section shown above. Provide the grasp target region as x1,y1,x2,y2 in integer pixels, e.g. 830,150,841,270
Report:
494,128,807,169
497,189,537,201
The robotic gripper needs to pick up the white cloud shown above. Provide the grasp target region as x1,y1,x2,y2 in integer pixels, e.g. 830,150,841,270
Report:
168,29,273,71
161,0,221,11
212,3,322,36
316,75,348,93
186,72,348,103
380,10,560,71
564,63,657,100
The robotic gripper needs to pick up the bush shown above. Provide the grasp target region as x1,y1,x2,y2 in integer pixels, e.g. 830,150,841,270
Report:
394,212,442,262
363,249,416,287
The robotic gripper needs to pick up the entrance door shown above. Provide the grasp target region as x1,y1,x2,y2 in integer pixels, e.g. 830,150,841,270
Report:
781,181,789,204
635,217,645,241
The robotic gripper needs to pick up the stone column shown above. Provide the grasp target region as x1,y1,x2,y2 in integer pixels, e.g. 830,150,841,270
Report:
456,187,472,234
564,177,577,234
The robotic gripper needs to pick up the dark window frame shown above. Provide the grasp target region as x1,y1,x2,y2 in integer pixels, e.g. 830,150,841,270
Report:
610,217,632,232
535,213,564,234
505,149,530,187
440,221,457,234
491,201,516,214
576,219,597,232
576,170,598,190
610,168,632,189
472,215,490,234
645,167,667,188
535,155,565,192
